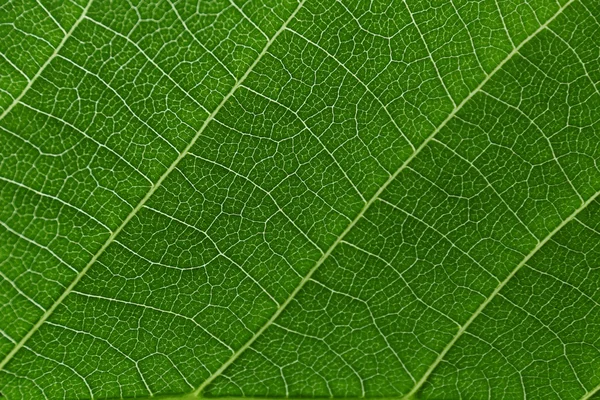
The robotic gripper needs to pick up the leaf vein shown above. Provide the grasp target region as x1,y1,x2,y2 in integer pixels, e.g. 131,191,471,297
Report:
194,0,582,396
0,0,306,374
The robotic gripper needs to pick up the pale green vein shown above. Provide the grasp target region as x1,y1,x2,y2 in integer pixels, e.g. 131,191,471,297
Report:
400,0,456,107
286,27,416,156
239,85,366,203
0,0,305,374
404,187,600,400
0,1,93,124
0,0,94,371
193,0,577,395
402,1,583,397
581,382,600,400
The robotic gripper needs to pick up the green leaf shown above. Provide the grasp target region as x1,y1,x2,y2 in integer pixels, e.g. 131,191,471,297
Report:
1,0,600,399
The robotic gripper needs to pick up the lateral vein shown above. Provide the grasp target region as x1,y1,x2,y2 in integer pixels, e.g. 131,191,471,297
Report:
402,3,580,397
404,184,599,400
0,0,96,370
0,2,93,124
194,0,578,396
0,0,305,374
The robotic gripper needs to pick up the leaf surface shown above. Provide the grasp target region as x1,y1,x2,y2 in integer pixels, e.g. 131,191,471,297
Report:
1,0,600,399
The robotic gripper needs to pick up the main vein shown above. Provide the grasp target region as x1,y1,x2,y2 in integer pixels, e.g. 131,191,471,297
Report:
0,0,305,373
194,0,578,395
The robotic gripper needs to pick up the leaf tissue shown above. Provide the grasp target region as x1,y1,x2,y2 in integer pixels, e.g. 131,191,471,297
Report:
1,0,600,399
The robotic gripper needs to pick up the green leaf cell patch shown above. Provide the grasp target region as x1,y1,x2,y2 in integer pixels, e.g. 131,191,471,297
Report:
1,0,599,399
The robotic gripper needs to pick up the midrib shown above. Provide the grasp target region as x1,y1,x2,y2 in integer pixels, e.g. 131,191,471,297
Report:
0,0,586,399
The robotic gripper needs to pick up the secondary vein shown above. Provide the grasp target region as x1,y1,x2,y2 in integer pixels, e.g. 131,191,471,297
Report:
194,0,579,396
403,1,584,397
0,0,96,372
0,0,305,376
0,1,93,124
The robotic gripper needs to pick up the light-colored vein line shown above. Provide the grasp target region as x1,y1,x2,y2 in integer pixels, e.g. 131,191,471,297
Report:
524,264,600,318
0,269,45,312
517,51,561,83
285,28,416,153
194,0,576,395
0,122,83,157
0,329,16,344
546,27,600,97
459,330,526,398
37,0,66,35
581,382,600,400
0,219,79,274
0,1,93,124
112,237,222,274
70,290,233,352
404,1,595,396
378,197,500,284
404,151,596,397
0,87,12,98
22,343,94,399
494,0,516,47
340,239,462,327
479,90,584,204
430,137,538,240
332,0,405,41
144,205,280,307
0,370,46,399
0,24,53,53
56,55,180,154
0,0,304,374
0,175,112,232
271,320,366,397
185,152,328,252
496,292,588,392
401,0,456,107
576,217,600,237
0,51,30,82
167,0,238,81
447,0,486,75
227,0,269,40
83,15,211,115
44,320,154,396
308,276,415,385
17,101,153,184
580,0,600,28
241,84,366,203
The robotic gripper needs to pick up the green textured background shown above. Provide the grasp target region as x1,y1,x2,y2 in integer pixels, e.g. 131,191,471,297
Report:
1,0,600,399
